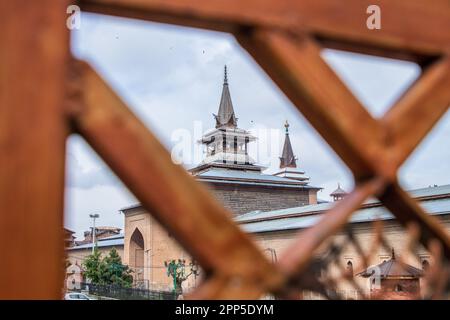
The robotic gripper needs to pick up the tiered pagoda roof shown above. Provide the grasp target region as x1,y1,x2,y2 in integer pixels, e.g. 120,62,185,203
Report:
189,66,318,191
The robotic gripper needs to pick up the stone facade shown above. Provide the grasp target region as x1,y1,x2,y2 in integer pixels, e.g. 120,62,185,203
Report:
123,207,197,291
121,175,317,291
122,198,450,298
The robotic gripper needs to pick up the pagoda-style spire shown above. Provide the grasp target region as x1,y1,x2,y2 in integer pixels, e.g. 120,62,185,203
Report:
330,183,347,201
214,65,237,129
279,121,297,169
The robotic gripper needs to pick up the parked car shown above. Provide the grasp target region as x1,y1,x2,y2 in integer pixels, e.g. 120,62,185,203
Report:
64,292,93,300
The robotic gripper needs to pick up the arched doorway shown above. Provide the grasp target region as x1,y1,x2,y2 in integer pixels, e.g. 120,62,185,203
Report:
129,228,145,282
346,260,354,277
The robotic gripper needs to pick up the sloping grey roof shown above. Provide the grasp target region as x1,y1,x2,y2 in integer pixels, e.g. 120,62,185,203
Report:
196,168,319,189
120,203,141,212
238,197,450,233
68,234,124,250
330,183,347,196
408,184,450,198
95,233,124,241
236,202,331,222
359,252,423,278
237,184,450,233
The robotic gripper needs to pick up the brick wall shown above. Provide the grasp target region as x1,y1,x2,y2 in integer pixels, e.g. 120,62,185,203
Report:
124,208,195,292
206,183,312,215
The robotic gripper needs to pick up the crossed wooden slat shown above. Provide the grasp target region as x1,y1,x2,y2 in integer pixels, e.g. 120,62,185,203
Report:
1,0,449,299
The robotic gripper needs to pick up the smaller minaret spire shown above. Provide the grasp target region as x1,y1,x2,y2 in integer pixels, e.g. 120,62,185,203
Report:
274,120,310,184
279,120,297,169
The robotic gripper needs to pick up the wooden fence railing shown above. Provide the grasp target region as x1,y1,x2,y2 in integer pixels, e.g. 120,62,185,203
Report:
1,0,449,299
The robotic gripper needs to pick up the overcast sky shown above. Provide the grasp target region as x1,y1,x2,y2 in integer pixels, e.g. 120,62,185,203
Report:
65,13,450,239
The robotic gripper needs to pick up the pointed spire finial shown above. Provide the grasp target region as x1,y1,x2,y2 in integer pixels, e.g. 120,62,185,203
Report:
214,65,237,129
279,120,297,169
284,120,289,134
224,65,228,85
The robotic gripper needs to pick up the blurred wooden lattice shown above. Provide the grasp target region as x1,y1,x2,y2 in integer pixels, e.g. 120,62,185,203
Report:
297,221,450,300
1,0,450,299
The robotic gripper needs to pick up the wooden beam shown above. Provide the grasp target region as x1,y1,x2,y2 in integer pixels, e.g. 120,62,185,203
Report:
237,30,386,179
0,0,70,299
382,56,450,168
70,61,283,298
81,0,450,59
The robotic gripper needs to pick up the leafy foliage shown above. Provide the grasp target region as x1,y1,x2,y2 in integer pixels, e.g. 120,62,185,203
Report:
82,248,133,287
165,259,199,295
102,248,133,286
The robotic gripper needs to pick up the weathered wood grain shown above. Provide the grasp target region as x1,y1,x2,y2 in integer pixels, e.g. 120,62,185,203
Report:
0,0,70,299
81,0,450,59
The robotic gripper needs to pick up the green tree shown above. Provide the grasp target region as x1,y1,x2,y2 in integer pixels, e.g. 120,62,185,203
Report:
82,248,104,284
82,248,133,287
102,248,133,287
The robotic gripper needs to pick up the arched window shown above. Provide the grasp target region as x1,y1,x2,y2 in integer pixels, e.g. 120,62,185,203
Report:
422,260,430,271
129,228,145,277
346,260,354,277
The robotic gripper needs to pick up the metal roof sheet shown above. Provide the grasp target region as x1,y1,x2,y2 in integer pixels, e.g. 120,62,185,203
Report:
358,253,423,278
68,234,124,250
95,233,124,240
236,202,332,222
197,168,319,188
407,184,450,198
236,184,450,223
197,178,318,189
239,197,450,234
